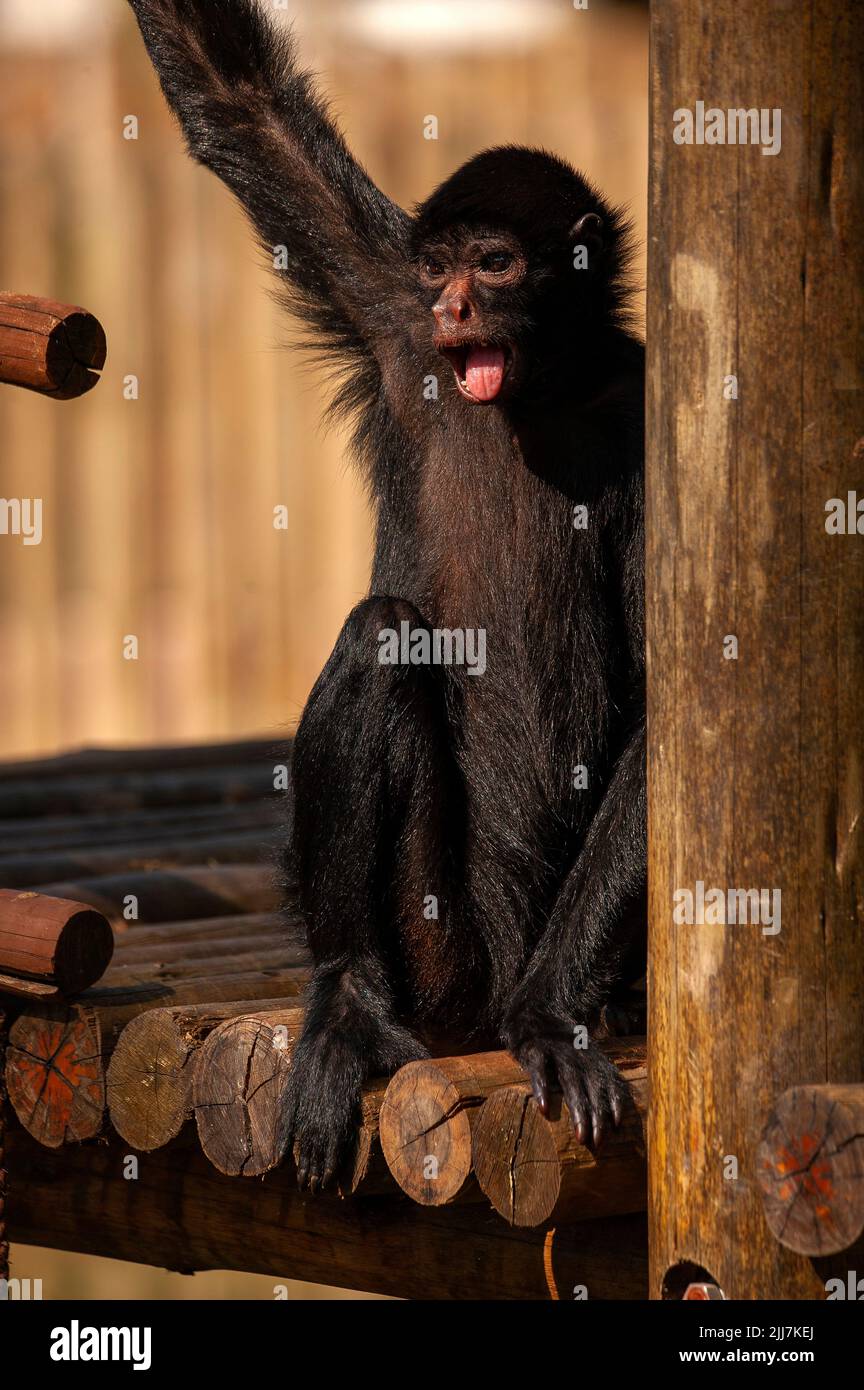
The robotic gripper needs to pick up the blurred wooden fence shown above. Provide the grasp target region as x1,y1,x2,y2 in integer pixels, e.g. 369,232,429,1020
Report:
0,0,646,759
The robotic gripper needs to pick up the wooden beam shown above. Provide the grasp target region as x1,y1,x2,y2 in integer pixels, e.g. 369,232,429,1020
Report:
7,1128,648,1300
647,0,864,1298
0,890,113,998
0,293,106,399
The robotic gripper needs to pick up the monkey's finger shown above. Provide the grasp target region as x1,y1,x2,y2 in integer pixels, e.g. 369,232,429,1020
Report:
580,1068,609,1150
529,1058,551,1115
561,1076,590,1145
608,1079,625,1129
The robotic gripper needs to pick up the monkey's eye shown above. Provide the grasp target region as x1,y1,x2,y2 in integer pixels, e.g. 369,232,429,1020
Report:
422,256,446,279
480,251,514,274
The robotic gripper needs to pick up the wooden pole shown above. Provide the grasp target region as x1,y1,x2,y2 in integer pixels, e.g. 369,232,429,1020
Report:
648,0,864,1298
191,1009,391,1190
0,802,280,855
0,735,284,782
0,889,113,998
757,1084,864,1257
0,293,106,399
8,1129,649,1300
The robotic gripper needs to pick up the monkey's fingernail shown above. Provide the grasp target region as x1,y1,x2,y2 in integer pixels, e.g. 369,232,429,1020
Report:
532,1078,548,1114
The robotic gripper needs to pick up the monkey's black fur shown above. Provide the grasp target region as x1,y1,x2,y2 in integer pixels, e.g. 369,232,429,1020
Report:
128,0,646,1189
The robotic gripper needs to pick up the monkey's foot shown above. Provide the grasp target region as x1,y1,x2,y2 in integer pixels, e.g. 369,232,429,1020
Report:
504,1014,630,1149
279,1037,361,1192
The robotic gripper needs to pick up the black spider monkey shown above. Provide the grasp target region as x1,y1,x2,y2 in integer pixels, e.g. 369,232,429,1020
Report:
128,0,646,1190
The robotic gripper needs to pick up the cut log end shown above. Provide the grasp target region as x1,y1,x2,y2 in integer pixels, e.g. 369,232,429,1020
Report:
105,1009,194,1152
472,1087,560,1227
193,1012,303,1177
379,1059,477,1205
758,1084,864,1257
6,1006,103,1147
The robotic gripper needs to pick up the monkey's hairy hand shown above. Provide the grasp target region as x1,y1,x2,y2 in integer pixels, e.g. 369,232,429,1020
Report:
502,1004,630,1150
279,1030,365,1192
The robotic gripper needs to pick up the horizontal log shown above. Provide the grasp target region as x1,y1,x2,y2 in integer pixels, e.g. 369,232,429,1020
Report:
31,864,280,927
5,967,307,1147
0,736,287,782
0,828,277,889
104,943,309,989
0,889,113,996
0,764,280,819
111,912,283,953
757,1083,864,1256
0,292,106,398
0,800,280,854
472,1042,647,1227
380,1051,524,1205
107,999,303,1151
7,1128,649,1299
113,925,289,966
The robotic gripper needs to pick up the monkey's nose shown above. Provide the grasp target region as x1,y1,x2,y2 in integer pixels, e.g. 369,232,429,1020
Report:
433,292,472,327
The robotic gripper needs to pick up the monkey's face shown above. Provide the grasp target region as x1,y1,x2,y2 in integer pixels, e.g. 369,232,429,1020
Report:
415,231,532,405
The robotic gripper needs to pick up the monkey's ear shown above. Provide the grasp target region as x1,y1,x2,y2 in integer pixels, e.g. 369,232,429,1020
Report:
570,212,605,255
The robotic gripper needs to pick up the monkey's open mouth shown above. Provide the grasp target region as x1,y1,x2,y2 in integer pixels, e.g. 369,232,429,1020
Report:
438,342,513,403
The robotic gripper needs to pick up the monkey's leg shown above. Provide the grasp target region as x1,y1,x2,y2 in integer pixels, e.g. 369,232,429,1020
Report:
283,595,458,1191
502,715,646,1149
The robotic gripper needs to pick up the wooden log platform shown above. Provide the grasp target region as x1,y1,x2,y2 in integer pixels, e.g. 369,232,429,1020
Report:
0,736,652,1296
6,968,308,1148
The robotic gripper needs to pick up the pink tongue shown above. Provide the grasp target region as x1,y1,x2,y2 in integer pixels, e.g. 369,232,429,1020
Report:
465,346,505,401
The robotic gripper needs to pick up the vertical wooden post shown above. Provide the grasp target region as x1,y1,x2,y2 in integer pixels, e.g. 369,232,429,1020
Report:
647,1,864,1299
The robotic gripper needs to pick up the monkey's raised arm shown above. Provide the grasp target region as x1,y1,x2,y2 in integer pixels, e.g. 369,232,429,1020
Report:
127,0,410,355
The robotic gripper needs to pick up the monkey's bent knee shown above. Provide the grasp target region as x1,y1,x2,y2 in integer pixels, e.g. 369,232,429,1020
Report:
344,595,426,643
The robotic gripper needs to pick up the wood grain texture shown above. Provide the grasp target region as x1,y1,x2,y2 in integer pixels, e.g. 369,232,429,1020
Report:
28,863,280,926
7,1128,649,1300
380,1051,523,1205
107,998,297,1152
472,1042,647,1228
5,968,307,1147
0,292,106,398
647,0,864,1299
0,888,112,994
757,1084,864,1256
